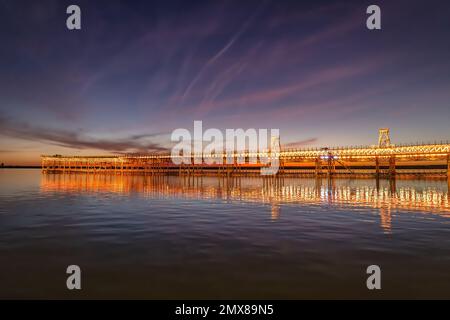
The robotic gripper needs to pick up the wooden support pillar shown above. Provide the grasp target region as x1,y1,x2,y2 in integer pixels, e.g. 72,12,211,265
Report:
233,153,237,177
327,154,335,177
389,178,396,194
222,156,226,176
447,154,450,178
315,157,322,177
375,157,380,177
447,154,450,195
327,157,332,176
389,156,396,177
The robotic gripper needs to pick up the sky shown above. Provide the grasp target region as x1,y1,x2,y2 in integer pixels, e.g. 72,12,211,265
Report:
1,0,450,165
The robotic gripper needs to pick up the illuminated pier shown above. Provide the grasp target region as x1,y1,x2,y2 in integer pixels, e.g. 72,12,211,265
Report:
41,129,450,178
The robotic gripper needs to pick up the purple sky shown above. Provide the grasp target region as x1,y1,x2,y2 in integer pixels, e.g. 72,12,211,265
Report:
1,0,450,165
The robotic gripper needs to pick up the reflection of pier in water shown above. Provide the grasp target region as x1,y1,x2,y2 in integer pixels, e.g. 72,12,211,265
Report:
40,174,450,232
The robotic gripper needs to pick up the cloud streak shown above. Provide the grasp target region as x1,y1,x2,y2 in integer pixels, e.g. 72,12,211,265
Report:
0,116,169,154
283,138,318,148
180,0,269,103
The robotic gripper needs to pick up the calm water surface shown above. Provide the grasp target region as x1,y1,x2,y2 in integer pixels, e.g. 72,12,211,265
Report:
1,169,450,298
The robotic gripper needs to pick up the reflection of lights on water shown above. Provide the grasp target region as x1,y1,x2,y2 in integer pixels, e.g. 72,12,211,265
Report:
271,204,280,220
380,206,392,233
40,174,450,230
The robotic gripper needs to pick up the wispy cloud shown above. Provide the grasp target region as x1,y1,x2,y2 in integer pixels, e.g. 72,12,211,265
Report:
0,116,169,153
283,138,318,148
180,0,270,103
186,60,378,116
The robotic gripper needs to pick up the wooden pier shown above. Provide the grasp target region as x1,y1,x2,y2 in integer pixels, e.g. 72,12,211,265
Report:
41,142,450,178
